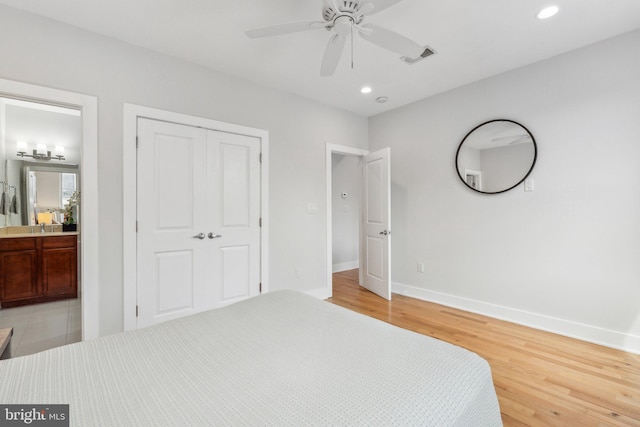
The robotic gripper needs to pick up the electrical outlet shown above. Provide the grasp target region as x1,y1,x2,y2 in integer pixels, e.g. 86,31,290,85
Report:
417,263,425,273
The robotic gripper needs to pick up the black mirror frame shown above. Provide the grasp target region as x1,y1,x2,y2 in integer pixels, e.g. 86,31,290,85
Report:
455,119,537,194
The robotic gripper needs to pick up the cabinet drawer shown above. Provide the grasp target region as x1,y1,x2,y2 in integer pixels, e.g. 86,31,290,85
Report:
0,238,37,251
42,236,77,249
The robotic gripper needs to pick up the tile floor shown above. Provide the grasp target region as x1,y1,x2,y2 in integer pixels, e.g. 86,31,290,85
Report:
0,298,81,357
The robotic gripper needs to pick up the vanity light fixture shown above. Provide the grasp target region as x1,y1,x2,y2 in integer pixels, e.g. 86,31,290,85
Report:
17,141,66,161
360,86,372,94
537,5,559,19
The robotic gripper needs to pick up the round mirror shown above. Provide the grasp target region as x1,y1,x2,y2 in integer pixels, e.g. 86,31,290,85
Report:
455,119,537,194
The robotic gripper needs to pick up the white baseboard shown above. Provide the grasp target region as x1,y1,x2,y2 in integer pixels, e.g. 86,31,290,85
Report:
332,261,359,273
392,282,640,355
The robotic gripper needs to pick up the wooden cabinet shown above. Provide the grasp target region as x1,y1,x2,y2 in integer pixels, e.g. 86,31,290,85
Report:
0,235,77,308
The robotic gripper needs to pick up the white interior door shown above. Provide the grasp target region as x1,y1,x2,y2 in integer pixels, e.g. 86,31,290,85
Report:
206,130,261,304
361,148,391,300
136,119,261,328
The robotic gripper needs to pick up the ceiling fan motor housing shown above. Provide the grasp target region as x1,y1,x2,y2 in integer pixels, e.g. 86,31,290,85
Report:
323,1,366,23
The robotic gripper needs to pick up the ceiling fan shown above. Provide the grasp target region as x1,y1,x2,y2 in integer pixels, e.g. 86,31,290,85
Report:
245,0,424,77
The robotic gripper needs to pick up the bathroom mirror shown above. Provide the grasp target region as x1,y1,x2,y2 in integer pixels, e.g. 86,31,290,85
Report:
455,119,537,194
22,163,79,226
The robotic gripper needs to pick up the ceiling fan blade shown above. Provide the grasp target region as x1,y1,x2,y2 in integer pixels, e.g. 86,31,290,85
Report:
320,34,347,77
246,21,326,39
365,0,404,15
356,2,375,18
330,0,341,14
359,23,423,58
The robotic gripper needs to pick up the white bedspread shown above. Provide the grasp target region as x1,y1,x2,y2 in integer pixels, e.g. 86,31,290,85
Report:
0,291,502,426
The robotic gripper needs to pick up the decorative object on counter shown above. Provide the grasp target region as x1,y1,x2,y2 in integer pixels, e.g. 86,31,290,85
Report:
455,119,537,194
17,141,66,161
62,224,77,232
61,191,80,232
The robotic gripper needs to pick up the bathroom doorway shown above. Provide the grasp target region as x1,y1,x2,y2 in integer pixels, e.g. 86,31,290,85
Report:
0,78,98,352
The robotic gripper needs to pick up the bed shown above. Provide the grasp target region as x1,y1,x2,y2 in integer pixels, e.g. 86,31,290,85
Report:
0,290,502,426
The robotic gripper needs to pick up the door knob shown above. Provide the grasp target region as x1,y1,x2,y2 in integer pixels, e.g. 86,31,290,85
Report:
193,233,206,240
379,230,390,236
208,232,223,239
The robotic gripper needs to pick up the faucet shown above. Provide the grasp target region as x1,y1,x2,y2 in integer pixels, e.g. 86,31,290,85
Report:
40,223,46,233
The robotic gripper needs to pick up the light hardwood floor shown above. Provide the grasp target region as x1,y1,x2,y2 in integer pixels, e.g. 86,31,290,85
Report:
328,269,640,426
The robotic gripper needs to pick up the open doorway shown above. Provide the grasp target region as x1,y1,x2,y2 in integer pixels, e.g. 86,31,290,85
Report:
331,152,362,278
326,143,392,301
0,78,98,349
325,144,368,298
0,98,82,356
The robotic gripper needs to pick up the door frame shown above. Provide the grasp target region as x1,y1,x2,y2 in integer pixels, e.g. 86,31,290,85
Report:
325,143,369,299
0,78,99,340
122,104,269,331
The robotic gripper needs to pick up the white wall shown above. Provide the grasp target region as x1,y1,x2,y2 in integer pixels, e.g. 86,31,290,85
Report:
0,5,368,336
369,29,640,353
331,154,361,272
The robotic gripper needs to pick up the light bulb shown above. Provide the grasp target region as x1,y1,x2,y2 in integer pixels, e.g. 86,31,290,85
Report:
537,6,559,19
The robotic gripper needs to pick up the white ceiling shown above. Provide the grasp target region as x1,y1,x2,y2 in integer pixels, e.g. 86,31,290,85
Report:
2,0,640,117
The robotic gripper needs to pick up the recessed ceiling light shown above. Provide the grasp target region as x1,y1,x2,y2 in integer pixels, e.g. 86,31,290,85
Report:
360,86,372,94
537,6,559,20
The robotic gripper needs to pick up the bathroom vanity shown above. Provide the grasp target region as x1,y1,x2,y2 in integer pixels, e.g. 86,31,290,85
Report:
0,229,78,308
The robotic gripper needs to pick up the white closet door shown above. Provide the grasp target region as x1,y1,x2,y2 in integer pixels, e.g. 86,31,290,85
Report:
206,130,261,305
136,119,261,328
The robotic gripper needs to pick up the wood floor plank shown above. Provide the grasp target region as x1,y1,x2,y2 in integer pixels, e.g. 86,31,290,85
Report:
328,269,640,426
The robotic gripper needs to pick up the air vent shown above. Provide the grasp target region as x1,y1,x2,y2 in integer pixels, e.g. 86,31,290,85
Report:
400,47,436,65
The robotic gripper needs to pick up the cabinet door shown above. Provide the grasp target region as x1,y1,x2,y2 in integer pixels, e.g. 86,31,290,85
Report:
42,247,77,297
0,250,39,302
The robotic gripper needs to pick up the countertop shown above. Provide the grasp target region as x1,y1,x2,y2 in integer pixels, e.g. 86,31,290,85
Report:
0,226,79,239
0,231,79,239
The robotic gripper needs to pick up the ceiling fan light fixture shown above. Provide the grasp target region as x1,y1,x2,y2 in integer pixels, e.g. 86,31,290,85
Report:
537,6,559,20
361,86,372,94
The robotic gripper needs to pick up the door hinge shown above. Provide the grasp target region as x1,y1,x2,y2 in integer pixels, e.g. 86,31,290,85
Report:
136,136,139,148
136,221,138,232
259,217,262,227
259,283,262,293
136,305,139,317
259,153,262,163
